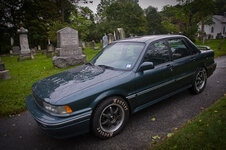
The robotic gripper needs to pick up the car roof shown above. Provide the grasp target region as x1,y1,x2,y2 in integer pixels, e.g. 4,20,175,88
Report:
115,35,186,44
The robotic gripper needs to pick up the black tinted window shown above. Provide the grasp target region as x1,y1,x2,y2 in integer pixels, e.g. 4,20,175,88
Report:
144,40,170,66
183,38,199,55
168,38,190,60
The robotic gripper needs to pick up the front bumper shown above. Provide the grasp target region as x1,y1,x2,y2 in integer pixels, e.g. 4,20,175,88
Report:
26,95,91,138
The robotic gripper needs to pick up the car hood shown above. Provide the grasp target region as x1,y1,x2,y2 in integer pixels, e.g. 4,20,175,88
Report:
32,65,125,104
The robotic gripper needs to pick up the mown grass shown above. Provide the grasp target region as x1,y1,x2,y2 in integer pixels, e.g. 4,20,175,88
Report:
0,46,100,116
151,96,226,150
194,39,226,58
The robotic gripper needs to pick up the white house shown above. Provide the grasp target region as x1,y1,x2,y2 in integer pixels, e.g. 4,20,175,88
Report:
199,13,226,39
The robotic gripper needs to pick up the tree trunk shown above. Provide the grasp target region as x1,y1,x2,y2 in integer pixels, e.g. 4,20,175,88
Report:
201,17,205,44
61,0,64,22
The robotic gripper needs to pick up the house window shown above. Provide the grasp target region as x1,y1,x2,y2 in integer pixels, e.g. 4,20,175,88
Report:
211,27,214,33
223,26,225,34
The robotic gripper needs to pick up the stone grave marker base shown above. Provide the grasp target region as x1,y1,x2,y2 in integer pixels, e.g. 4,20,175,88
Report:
0,70,11,80
18,53,34,61
52,55,86,68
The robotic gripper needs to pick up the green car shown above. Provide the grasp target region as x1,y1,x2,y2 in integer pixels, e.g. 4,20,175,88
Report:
26,35,216,139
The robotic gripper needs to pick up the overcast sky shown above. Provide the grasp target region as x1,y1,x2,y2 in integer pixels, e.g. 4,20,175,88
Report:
78,0,178,13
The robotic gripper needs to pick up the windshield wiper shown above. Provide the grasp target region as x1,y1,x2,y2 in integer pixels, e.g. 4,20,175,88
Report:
97,65,115,70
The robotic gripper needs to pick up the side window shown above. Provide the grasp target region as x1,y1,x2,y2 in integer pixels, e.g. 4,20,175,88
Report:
144,40,170,66
168,38,190,60
183,38,199,55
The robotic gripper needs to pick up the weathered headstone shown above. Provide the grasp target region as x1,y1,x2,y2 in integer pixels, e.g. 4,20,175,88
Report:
102,34,108,48
91,40,95,49
115,28,125,40
12,46,20,55
31,48,36,56
37,45,41,51
0,58,10,80
17,27,33,61
46,44,54,58
53,27,86,68
82,42,86,49
108,33,114,44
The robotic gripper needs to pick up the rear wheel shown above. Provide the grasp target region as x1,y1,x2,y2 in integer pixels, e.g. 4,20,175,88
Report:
92,96,129,139
191,67,207,94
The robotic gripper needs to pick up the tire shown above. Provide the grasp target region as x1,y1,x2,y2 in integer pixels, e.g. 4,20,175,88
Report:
190,67,207,94
92,96,129,139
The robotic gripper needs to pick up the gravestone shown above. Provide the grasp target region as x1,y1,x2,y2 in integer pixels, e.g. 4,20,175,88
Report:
17,27,33,61
37,45,41,51
91,40,95,49
53,27,86,68
108,33,114,44
82,42,86,49
115,28,125,40
0,58,10,80
102,34,108,48
12,46,20,55
46,44,54,58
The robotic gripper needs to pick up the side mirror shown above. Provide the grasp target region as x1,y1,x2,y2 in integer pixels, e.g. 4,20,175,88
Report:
139,62,154,72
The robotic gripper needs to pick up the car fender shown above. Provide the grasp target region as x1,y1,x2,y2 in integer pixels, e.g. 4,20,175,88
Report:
90,89,128,111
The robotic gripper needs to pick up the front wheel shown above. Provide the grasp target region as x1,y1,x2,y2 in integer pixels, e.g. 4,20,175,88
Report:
92,96,129,139
190,68,207,94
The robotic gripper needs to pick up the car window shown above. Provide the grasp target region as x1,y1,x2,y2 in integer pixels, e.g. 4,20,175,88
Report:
183,38,200,55
168,38,190,60
143,40,170,66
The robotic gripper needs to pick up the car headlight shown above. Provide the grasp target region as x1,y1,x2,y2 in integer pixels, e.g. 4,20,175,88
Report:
43,102,72,114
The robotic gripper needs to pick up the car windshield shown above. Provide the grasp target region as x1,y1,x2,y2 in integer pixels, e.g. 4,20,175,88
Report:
90,42,145,70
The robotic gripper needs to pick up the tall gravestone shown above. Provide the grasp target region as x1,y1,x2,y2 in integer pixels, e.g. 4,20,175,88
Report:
52,27,86,68
0,58,10,80
108,33,114,44
115,28,125,40
17,27,33,61
102,34,108,48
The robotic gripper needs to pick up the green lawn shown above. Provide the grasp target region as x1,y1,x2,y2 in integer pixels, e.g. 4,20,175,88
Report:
0,46,100,116
151,96,226,150
194,39,226,58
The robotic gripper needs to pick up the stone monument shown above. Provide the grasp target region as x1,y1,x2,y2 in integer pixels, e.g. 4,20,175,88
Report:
108,33,114,44
0,58,10,80
12,46,20,55
17,27,33,61
115,28,125,40
52,27,86,68
102,34,108,48
46,44,54,58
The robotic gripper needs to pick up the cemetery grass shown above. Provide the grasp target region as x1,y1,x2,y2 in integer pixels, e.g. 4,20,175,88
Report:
0,46,100,117
194,39,226,58
151,96,226,150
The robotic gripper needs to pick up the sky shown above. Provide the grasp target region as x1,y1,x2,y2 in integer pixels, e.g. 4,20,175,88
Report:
77,0,178,14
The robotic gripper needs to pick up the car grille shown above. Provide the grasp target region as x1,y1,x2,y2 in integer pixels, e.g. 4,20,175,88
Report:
33,92,44,107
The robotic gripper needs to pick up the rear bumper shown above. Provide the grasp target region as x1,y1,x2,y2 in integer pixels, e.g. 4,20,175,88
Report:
26,95,91,138
207,63,216,77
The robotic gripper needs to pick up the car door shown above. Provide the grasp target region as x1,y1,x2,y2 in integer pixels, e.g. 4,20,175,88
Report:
167,38,197,90
132,40,175,108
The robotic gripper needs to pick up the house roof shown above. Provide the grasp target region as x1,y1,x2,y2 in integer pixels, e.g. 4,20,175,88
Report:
213,15,226,23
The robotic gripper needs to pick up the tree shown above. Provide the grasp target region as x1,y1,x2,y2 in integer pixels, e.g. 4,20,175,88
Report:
145,6,165,34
